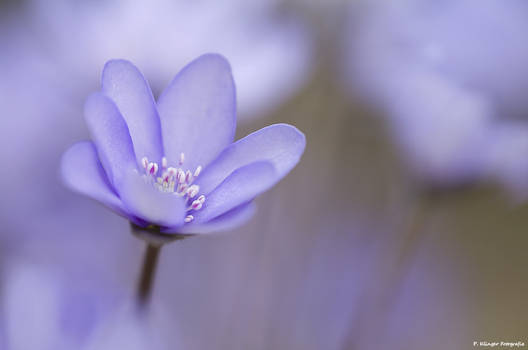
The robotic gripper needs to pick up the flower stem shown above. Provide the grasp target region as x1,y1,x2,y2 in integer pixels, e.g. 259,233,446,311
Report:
130,223,194,308
137,242,162,306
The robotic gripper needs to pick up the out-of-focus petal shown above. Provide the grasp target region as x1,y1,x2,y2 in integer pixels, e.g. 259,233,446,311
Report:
386,70,492,183
4,262,63,350
102,59,163,165
485,123,528,198
167,201,256,234
197,124,305,195
119,171,186,229
157,54,236,171
84,93,137,189
193,161,275,223
344,0,528,188
60,141,126,216
83,300,176,350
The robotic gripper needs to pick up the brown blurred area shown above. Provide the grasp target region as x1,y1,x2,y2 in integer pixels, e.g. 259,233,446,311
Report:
162,3,528,346
151,30,528,348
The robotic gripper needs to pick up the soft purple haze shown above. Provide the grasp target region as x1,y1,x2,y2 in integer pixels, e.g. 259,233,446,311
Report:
1,0,312,119
345,0,528,192
0,1,509,348
1,261,176,350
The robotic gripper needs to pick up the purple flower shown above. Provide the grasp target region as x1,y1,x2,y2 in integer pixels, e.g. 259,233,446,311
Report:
3,0,313,120
344,0,528,191
2,261,175,350
61,54,305,234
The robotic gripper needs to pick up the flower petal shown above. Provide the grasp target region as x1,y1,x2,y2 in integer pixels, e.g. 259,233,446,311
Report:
192,161,276,223
119,171,186,228
84,92,137,189
197,124,305,195
102,59,163,165
157,54,236,171
4,262,62,350
171,201,256,234
61,141,127,216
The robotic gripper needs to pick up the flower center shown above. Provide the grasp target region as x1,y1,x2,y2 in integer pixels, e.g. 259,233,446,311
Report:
141,153,204,224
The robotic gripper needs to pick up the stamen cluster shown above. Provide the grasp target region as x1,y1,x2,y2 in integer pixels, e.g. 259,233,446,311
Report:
141,153,205,223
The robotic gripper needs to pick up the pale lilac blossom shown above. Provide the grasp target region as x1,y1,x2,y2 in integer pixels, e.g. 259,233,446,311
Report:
345,0,528,191
2,0,312,119
61,54,305,233
1,261,174,350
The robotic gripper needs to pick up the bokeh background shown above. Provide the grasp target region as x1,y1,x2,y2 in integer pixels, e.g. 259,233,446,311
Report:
1,0,527,349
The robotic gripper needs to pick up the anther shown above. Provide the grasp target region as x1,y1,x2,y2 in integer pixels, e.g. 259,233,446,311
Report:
147,162,159,176
194,166,202,177
162,157,168,169
142,157,149,169
179,152,185,165
176,169,186,183
186,185,199,198
184,215,194,223
197,195,206,203
167,167,177,176
179,183,188,193
185,170,193,184
190,199,203,210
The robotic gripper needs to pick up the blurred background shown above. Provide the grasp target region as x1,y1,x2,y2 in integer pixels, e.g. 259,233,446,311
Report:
1,0,527,349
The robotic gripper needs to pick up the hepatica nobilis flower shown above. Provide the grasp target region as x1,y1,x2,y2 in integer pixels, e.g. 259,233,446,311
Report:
61,54,305,235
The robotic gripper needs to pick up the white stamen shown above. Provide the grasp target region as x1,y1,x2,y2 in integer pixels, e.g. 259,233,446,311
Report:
186,185,199,198
142,157,149,169
147,162,159,176
194,166,202,177
190,200,203,210
140,155,206,222
185,170,193,184
179,183,188,193
176,169,186,183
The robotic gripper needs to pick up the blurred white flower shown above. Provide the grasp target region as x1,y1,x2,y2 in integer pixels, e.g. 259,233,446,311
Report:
2,0,312,119
344,0,528,192
1,261,177,350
